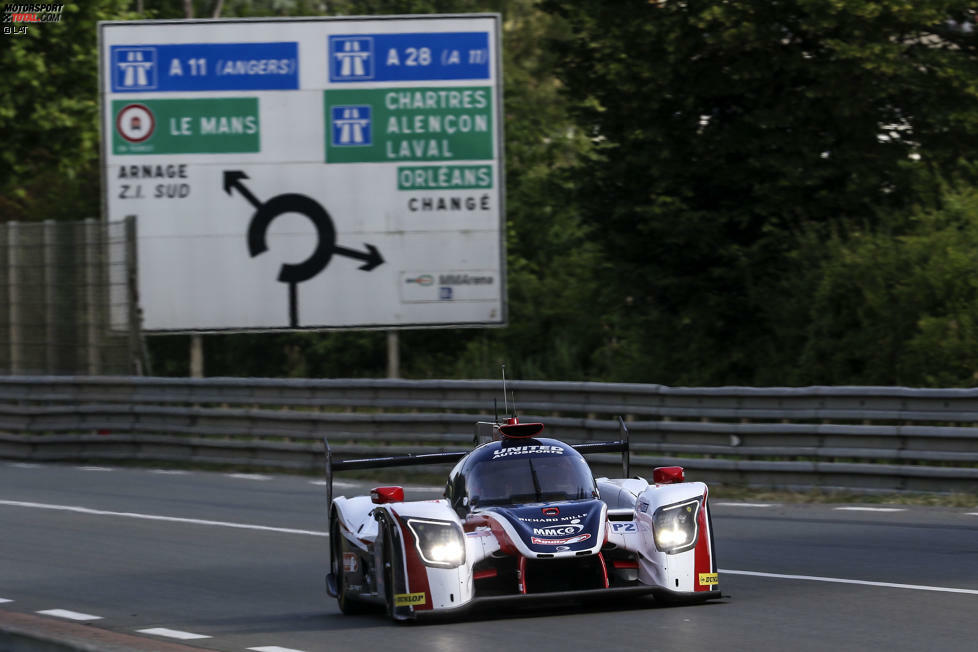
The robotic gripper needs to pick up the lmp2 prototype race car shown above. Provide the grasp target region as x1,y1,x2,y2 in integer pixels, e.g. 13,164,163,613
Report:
324,414,721,620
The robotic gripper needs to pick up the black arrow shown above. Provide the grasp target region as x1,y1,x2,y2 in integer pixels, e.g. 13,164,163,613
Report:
223,170,261,209
334,243,385,271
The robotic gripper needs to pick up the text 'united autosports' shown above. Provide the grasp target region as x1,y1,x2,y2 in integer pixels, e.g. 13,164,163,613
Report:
324,417,721,620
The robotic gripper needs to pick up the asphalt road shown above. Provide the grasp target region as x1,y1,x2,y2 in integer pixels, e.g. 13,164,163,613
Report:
1,462,976,651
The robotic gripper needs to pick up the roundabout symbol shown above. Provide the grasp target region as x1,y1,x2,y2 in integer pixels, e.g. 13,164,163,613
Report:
223,170,384,327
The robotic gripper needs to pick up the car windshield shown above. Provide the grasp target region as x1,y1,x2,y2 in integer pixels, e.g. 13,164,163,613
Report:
466,453,595,506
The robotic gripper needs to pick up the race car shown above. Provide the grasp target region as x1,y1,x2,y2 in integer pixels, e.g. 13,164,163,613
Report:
324,416,721,620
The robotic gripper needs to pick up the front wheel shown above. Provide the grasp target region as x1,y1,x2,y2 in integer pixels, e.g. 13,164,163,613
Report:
331,516,369,614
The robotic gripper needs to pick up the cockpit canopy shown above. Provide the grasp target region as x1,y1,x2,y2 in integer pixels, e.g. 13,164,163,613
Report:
446,438,598,511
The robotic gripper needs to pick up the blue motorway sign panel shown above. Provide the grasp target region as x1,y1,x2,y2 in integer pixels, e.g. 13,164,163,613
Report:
110,42,299,92
328,32,490,82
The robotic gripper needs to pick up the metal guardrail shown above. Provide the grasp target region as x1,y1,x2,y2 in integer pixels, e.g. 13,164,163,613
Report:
0,376,976,493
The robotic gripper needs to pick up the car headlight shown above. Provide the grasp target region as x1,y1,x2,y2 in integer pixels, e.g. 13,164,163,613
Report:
406,518,466,568
652,498,700,554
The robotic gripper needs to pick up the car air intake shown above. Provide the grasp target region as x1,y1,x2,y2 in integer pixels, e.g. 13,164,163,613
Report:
523,554,608,593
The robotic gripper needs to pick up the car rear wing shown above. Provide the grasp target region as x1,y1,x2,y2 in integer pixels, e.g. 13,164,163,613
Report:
323,416,631,508
577,416,630,479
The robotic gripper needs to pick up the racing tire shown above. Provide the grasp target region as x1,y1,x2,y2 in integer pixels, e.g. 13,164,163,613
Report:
330,515,370,615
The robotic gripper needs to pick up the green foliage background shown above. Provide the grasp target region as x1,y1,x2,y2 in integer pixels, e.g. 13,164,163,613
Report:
2,0,978,386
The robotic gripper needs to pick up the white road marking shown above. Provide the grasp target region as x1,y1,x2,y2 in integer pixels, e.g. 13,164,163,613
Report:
834,507,906,512
0,598,12,603
966,512,978,516
714,502,775,508
77,466,113,472
10,463,39,469
309,480,327,486
137,627,211,640
37,609,102,621
227,473,271,480
151,469,189,475
249,647,308,652
721,569,978,595
0,500,328,537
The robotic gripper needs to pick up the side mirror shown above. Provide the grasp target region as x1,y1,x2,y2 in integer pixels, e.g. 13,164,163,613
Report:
370,486,405,504
652,466,685,484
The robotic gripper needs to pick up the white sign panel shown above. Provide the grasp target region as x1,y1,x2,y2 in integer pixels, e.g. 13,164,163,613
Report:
99,16,505,332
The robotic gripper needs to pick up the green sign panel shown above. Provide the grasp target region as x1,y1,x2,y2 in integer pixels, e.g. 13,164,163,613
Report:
325,87,493,163
397,165,492,190
112,98,260,155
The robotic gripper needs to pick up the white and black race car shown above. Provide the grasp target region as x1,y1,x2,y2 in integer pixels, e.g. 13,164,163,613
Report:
325,416,721,620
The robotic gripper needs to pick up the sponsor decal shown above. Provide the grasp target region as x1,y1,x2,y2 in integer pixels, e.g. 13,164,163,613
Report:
394,592,427,606
532,521,583,537
699,573,719,586
542,507,559,516
517,513,586,524
611,522,637,533
492,445,563,459
342,552,358,573
638,501,649,513
531,533,591,546
405,274,434,286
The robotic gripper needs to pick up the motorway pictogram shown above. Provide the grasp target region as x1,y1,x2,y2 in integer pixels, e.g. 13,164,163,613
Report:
223,170,384,327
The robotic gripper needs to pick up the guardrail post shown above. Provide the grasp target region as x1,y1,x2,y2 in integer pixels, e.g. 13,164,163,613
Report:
387,330,399,379
8,222,22,374
84,219,101,375
44,220,57,373
190,334,204,378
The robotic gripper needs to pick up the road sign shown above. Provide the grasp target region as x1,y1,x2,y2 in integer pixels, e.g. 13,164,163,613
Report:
99,16,504,332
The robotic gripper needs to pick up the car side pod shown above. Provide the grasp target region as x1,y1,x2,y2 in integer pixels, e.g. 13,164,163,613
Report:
653,466,685,484
371,486,405,504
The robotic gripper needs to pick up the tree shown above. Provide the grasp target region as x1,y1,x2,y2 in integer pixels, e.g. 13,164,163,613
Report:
800,182,978,386
0,1,140,222
541,0,978,384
